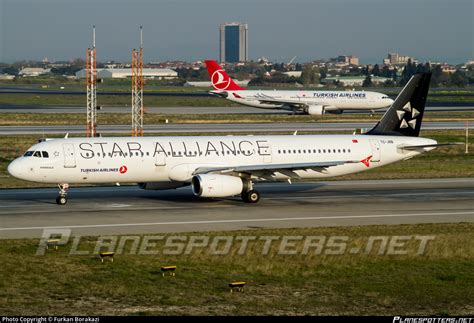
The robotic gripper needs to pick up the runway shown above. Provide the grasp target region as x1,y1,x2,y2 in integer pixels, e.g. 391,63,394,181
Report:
0,178,473,239
0,121,471,135
0,104,473,114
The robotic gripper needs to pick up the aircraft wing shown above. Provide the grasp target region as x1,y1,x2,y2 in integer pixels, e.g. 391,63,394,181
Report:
257,97,310,108
192,160,358,179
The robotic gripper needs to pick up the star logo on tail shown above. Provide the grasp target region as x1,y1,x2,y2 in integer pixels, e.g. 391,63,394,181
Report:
397,102,420,130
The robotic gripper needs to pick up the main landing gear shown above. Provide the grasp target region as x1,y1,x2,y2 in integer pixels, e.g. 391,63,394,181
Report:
240,180,260,203
241,190,260,203
56,183,69,205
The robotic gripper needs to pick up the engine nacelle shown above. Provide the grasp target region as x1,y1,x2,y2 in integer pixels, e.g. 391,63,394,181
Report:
306,105,325,115
138,182,188,190
191,174,248,198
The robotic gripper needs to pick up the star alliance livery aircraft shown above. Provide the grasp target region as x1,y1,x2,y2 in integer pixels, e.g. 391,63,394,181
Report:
9,73,440,205
205,60,394,115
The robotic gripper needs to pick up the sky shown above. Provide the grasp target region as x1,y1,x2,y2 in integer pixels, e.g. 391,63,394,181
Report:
0,0,472,64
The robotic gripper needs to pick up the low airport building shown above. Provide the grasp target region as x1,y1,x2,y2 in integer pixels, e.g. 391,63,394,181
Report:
18,67,51,77
75,68,178,79
0,74,15,80
325,76,391,86
184,80,250,87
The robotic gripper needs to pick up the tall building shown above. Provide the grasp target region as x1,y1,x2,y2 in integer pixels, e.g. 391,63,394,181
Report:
219,23,248,63
336,55,359,65
384,53,414,65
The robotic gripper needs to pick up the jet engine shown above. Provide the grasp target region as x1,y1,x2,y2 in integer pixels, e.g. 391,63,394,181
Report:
191,174,249,198
305,105,325,115
138,182,188,190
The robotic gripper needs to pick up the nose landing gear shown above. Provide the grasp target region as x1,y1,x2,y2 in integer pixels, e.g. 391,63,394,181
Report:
56,184,69,205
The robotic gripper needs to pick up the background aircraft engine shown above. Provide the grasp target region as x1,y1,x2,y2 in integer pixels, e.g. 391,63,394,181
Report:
306,105,325,115
192,174,248,198
138,182,188,190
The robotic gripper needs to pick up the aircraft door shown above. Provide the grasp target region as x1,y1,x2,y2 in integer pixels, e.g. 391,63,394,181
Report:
155,151,166,166
369,139,381,162
63,144,76,168
260,145,272,163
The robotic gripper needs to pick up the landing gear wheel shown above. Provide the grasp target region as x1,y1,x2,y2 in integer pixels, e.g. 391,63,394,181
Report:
242,190,260,204
56,196,67,205
56,183,69,205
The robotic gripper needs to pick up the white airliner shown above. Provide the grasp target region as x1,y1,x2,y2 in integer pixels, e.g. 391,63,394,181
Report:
205,60,394,115
8,73,440,205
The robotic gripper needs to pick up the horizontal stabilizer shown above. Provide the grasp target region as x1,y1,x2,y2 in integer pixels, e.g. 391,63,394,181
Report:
398,143,462,150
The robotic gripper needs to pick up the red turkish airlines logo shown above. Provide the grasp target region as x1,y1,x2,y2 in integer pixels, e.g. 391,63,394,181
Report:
211,69,231,90
360,155,372,168
119,166,128,174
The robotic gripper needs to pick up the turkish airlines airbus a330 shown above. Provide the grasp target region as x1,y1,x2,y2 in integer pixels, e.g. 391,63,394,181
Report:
205,60,394,115
9,73,440,205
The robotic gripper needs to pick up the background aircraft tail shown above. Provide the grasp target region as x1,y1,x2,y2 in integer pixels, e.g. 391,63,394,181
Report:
366,73,431,137
204,60,245,91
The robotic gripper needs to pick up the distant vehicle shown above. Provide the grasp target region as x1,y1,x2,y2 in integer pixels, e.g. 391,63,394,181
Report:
204,60,394,115
7,73,443,205
60,86,65,90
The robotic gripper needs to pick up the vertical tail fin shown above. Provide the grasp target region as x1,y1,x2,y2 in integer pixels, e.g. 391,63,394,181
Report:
366,73,431,137
204,60,245,91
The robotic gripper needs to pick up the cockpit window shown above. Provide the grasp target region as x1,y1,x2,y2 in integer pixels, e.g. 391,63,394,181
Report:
24,150,50,158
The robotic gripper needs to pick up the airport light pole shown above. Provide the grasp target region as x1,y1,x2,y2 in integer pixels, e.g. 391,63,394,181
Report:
131,26,144,137
86,26,98,137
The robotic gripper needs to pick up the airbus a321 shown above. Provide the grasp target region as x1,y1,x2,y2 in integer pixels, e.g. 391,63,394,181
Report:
8,73,441,205
205,60,394,115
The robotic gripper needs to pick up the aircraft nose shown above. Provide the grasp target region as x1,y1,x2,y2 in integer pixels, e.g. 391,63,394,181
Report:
388,98,395,106
7,159,23,179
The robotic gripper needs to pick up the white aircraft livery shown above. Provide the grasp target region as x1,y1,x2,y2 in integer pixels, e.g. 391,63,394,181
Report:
205,60,394,115
8,73,441,205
